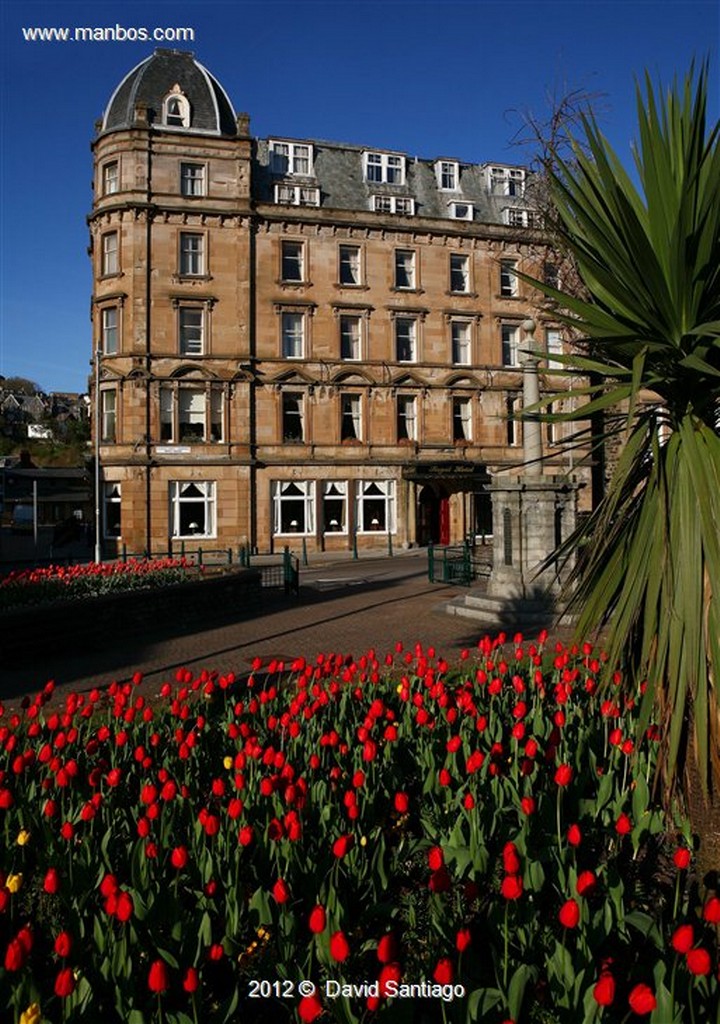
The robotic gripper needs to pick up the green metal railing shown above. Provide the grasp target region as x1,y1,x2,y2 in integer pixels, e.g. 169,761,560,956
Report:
427,540,492,586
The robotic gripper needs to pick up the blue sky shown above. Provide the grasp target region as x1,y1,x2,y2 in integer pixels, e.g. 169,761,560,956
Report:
0,0,717,394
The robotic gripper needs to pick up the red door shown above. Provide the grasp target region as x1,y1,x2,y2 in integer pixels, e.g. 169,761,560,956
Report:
439,497,450,546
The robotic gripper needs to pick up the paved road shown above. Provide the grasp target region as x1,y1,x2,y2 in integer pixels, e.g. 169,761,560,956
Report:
1,550,551,706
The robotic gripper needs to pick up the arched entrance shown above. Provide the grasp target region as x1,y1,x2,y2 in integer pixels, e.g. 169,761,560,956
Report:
417,485,450,546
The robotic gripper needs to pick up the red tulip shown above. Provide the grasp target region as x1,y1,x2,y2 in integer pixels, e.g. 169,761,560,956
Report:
704,897,720,923
115,890,134,922
148,959,170,993
171,846,188,870
43,867,60,894
329,930,350,962
593,972,615,1006
182,966,199,993
455,927,471,952
54,967,75,998
558,898,580,929
332,834,353,858
379,961,402,996
4,937,26,971
428,846,444,871
309,905,326,934
671,924,694,954
615,813,632,836
502,842,520,874
394,792,409,814
567,824,582,846
501,875,523,900
272,878,290,904
298,992,323,1022
377,933,397,963
576,871,597,896
686,947,711,976
628,983,656,1015
433,957,453,984
554,764,573,787
54,931,72,957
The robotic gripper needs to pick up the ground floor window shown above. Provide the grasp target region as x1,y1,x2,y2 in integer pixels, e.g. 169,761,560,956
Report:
272,480,314,535
357,480,395,533
322,481,347,533
169,480,216,538
103,482,121,538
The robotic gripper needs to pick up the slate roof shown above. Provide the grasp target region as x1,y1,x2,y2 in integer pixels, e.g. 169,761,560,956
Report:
253,138,532,227
101,49,236,136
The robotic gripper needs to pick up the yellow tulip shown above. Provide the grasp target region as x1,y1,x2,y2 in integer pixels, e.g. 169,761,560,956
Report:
223,756,233,770
17,829,31,846
6,873,23,893
20,1004,41,1024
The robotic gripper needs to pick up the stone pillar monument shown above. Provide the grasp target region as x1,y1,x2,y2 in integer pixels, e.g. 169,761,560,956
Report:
445,320,581,628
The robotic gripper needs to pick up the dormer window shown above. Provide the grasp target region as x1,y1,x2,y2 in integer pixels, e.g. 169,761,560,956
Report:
488,166,526,197
449,202,474,220
436,160,459,191
364,152,405,185
270,141,314,177
163,86,190,128
503,207,541,228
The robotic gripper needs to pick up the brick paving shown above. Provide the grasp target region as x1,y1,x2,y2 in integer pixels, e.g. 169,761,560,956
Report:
1,551,561,707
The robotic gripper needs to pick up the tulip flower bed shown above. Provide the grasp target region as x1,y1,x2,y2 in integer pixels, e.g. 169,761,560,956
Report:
1,635,718,1024
0,559,199,612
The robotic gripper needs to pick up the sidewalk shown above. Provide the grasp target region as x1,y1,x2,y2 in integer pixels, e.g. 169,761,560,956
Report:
1,550,546,707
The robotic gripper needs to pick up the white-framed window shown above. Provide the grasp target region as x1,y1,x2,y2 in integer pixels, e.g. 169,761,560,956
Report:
340,393,362,441
160,386,224,444
101,232,119,276
546,328,563,369
103,162,119,196
170,481,216,539
451,320,471,365
101,306,118,355
281,241,305,283
340,315,362,360
339,245,362,286
436,160,459,190
395,317,417,362
357,480,395,534
281,312,305,358
503,207,541,228
372,195,415,216
322,481,347,533
274,184,320,206
449,202,474,220
270,141,314,177
163,90,191,129
178,306,204,356
101,389,117,442
282,393,305,443
364,152,405,184
397,395,417,441
488,166,525,196
500,259,518,297
394,249,416,289
453,397,473,442
272,480,315,535
180,163,206,197
103,482,121,539
450,253,470,293
179,233,205,276
502,325,520,367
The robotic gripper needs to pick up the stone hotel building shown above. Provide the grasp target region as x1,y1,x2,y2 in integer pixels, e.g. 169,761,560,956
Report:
90,49,580,557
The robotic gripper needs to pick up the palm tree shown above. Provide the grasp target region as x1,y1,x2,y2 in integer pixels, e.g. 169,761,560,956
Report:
535,64,720,865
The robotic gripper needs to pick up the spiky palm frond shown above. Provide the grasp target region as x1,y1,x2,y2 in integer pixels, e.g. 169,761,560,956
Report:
531,64,720,798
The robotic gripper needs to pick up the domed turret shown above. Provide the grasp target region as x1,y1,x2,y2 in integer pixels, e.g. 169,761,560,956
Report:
101,48,236,136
